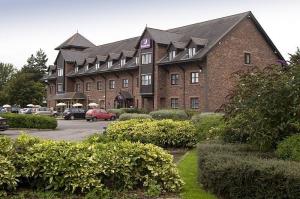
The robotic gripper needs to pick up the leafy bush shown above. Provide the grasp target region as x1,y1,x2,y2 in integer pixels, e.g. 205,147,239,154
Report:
104,119,197,148
107,109,125,118
1,113,57,129
0,155,17,191
120,108,149,114
276,134,300,161
191,113,224,141
198,143,300,199
149,109,188,120
222,66,300,150
119,113,152,121
18,140,183,193
185,109,199,118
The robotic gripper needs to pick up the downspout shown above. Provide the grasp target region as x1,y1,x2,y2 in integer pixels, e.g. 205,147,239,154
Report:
104,77,107,109
178,64,186,109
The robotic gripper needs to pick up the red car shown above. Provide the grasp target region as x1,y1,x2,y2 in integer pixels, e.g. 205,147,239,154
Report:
85,109,116,121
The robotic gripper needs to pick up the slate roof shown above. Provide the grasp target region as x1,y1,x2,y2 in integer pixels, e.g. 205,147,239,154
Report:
55,33,95,50
46,11,283,79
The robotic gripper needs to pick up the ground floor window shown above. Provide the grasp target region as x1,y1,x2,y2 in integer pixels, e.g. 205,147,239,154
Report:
171,98,179,109
86,82,91,91
109,80,115,89
190,97,199,109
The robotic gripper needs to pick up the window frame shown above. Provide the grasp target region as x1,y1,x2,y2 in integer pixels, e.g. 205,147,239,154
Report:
75,83,81,92
188,47,196,58
86,82,91,91
97,81,102,91
170,74,179,85
122,79,129,88
171,98,179,109
107,61,113,68
109,80,115,89
191,72,199,84
57,83,63,92
95,63,100,70
57,68,64,76
141,74,152,86
120,58,126,67
141,53,152,65
190,97,200,109
244,52,251,65
169,50,176,61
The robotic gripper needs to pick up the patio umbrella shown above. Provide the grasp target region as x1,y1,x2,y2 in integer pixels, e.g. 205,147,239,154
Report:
73,103,83,107
56,102,67,107
27,104,34,107
3,104,11,108
88,103,98,107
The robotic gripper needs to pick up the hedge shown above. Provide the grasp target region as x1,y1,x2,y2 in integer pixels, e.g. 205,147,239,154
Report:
104,119,197,148
191,113,224,141
0,134,183,194
198,143,300,199
119,113,152,121
276,134,300,161
149,109,188,120
120,108,148,114
1,113,57,129
107,109,125,118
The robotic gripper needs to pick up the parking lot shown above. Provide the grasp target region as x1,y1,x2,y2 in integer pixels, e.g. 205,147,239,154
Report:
1,119,110,141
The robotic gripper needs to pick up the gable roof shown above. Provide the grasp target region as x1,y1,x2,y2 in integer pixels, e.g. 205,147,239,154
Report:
55,33,95,50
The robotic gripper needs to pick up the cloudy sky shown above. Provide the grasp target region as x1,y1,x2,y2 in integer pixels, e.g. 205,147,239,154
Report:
0,0,299,68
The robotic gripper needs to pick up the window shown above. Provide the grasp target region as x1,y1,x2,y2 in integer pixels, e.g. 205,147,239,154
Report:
97,81,102,90
135,57,139,65
120,58,126,67
86,82,91,91
141,53,152,65
190,98,199,109
109,80,115,89
191,72,199,84
95,63,100,70
171,74,179,85
57,68,63,76
75,83,81,92
171,98,179,109
244,53,251,64
75,66,79,73
57,83,63,92
188,48,196,58
141,74,151,85
85,65,89,71
122,79,129,88
169,50,176,61
48,70,52,75
107,61,113,68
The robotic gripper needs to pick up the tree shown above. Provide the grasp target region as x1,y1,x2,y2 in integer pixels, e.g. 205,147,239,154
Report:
0,62,16,90
288,47,300,66
22,49,48,81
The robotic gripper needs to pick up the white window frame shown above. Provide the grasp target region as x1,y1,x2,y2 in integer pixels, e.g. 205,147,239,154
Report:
190,97,200,109
75,83,81,92
107,61,113,68
120,58,126,67
86,82,91,91
141,53,152,65
191,72,199,84
188,48,196,58
75,66,79,73
169,50,176,61
122,79,129,88
171,98,179,109
109,80,115,89
57,83,63,92
85,65,89,71
95,63,100,70
57,68,63,76
141,74,152,85
135,57,139,65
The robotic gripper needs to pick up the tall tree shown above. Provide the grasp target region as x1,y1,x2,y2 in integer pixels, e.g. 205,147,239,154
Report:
0,62,16,90
289,47,300,66
22,49,48,81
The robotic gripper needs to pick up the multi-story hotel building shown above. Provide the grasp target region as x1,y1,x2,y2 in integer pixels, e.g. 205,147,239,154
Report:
43,11,283,112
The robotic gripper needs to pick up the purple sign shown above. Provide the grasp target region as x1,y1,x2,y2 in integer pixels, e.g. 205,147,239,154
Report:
140,38,151,49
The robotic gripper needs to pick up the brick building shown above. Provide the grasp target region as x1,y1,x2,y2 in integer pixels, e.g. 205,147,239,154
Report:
43,11,284,112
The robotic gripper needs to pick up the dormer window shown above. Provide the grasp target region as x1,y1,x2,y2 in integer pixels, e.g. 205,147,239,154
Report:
57,68,63,76
120,58,126,67
135,57,139,65
169,50,176,61
188,48,196,58
107,61,113,68
95,63,100,70
75,66,79,73
85,65,89,71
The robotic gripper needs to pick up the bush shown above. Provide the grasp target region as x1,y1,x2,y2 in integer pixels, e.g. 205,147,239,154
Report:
185,109,199,118
222,66,300,150
119,113,152,121
149,109,188,120
0,155,17,191
104,119,197,148
191,113,224,141
107,109,125,118
276,134,300,161
120,108,149,114
198,143,300,199
1,113,57,129
18,140,183,193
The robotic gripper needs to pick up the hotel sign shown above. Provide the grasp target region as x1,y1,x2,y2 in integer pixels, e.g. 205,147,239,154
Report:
140,38,151,49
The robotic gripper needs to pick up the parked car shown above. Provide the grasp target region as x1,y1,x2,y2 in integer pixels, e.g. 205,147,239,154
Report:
63,108,86,120
35,107,58,117
11,107,20,114
20,108,33,114
86,109,116,121
0,117,8,131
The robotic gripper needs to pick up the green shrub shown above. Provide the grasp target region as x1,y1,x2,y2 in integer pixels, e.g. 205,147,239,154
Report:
0,155,17,191
0,136,14,157
198,143,300,199
120,108,149,114
185,109,199,118
107,109,125,118
119,113,152,121
191,113,224,141
104,119,197,148
1,113,57,129
18,140,183,193
149,109,188,121
276,134,300,161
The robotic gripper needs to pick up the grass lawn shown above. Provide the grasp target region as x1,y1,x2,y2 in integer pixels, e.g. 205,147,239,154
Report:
178,149,217,199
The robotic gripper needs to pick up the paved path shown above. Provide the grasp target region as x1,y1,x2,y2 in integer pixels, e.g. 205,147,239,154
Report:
1,119,110,141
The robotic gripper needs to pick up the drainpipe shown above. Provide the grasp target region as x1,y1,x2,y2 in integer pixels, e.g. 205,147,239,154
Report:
178,64,186,109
